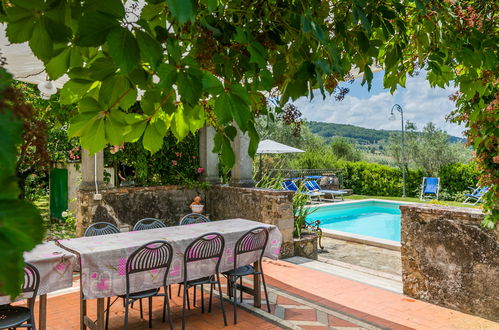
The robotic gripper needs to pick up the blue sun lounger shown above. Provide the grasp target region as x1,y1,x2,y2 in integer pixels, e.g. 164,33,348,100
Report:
463,186,490,205
420,177,440,201
281,180,324,203
304,180,347,201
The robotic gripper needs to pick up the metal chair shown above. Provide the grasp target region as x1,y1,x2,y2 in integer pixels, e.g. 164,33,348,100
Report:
84,222,120,237
132,218,166,231
0,263,40,330
181,233,227,330
179,213,210,225
223,227,270,324
177,213,211,302
105,240,174,330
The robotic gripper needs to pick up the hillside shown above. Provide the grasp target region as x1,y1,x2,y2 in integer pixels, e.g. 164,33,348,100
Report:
307,121,465,145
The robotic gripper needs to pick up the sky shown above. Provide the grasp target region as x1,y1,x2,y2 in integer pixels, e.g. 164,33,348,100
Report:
293,70,465,137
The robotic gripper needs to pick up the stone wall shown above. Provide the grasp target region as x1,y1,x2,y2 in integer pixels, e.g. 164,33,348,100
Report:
75,184,295,259
400,204,499,322
76,186,204,236
206,185,295,258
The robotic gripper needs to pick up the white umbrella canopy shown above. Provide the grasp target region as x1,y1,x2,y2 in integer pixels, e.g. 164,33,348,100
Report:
256,139,304,154
0,24,68,89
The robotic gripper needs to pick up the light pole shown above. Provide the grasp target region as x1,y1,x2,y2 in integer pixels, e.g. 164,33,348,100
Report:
389,104,406,197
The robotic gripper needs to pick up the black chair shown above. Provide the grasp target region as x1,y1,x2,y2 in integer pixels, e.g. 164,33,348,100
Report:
133,218,166,231
181,233,227,330
84,222,120,237
223,227,270,324
177,214,211,302
0,263,40,330
179,213,210,225
84,221,132,328
106,240,174,330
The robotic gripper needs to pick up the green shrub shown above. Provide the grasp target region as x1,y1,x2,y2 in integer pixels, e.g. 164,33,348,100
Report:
104,133,201,186
438,163,478,195
339,161,424,197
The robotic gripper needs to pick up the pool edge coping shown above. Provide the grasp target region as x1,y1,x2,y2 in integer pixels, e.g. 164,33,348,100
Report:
306,198,421,208
322,229,401,251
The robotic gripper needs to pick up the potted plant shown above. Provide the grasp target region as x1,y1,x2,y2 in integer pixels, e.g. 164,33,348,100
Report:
292,189,322,260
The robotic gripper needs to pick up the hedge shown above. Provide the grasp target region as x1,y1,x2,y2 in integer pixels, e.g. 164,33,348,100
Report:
290,156,479,198
338,161,424,197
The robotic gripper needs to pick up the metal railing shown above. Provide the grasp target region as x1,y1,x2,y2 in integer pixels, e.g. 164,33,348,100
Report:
267,168,344,188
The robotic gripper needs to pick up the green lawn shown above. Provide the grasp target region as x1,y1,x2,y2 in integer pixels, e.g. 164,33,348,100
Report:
33,195,76,240
344,195,481,209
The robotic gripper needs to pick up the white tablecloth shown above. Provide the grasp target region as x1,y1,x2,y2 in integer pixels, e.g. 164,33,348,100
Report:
0,241,76,304
57,219,282,299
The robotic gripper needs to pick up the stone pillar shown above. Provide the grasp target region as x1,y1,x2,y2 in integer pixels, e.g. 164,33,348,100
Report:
229,128,255,187
199,125,220,184
79,149,105,191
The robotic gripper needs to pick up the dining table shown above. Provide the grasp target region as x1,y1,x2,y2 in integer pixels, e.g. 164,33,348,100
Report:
0,241,77,330
56,218,282,330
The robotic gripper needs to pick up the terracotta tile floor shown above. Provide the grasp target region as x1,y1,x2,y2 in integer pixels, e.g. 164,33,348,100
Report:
24,259,499,329
31,287,280,330
263,259,499,330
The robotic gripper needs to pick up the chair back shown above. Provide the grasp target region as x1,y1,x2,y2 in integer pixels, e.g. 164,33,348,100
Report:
125,241,173,292
133,218,166,231
179,213,210,225
183,233,224,280
475,186,490,197
282,180,298,191
234,227,269,268
84,222,120,237
23,263,40,313
310,180,322,190
23,263,40,295
304,181,317,191
423,177,439,194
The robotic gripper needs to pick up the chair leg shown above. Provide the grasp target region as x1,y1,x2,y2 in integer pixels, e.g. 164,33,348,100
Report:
177,283,182,296
186,286,191,310
216,274,227,326
233,275,238,324
227,276,232,299
208,282,214,313
193,285,197,307
166,291,174,330
139,298,143,319
260,268,271,313
163,288,167,323
148,296,153,328
124,299,129,330
240,277,243,303
182,283,188,330
168,285,172,299
201,284,205,313
105,297,111,330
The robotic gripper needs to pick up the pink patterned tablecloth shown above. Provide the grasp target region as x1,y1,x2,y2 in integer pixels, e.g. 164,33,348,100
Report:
0,241,76,304
57,219,282,300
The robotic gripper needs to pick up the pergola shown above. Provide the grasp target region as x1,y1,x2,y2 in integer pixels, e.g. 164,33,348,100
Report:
0,22,253,191
0,14,381,193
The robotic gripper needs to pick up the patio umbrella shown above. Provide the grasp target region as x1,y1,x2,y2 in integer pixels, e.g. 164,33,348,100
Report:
256,139,304,179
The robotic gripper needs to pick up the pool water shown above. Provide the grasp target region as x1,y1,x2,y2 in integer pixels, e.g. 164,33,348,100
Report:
306,201,402,242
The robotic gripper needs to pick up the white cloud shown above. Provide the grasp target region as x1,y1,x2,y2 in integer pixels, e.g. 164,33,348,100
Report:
293,72,464,137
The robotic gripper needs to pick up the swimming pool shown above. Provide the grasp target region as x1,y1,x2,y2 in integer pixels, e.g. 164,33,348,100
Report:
306,201,402,242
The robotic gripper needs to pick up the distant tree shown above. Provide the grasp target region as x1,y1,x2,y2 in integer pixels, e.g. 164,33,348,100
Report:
255,110,325,152
387,122,472,175
329,137,362,162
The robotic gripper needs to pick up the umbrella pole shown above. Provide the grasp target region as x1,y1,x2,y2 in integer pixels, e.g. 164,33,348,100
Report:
259,153,263,181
